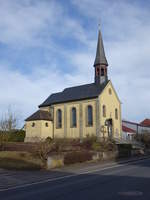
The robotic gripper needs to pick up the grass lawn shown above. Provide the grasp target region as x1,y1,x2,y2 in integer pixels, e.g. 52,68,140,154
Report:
0,151,43,170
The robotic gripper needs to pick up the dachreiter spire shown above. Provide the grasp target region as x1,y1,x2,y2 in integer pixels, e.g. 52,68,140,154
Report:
94,29,108,67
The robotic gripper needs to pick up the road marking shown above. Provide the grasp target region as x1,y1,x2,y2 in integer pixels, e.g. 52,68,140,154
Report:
0,157,149,192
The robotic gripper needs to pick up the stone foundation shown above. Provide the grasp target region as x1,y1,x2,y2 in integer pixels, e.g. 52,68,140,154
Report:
24,137,43,143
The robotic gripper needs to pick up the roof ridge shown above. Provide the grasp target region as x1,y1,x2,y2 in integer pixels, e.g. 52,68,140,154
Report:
39,81,108,107
63,83,94,91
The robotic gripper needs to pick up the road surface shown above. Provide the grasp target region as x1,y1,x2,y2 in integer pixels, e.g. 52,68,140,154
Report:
0,157,150,200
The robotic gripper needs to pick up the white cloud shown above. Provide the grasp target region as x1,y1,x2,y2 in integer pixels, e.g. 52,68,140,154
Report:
0,0,56,46
0,61,91,127
71,0,150,122
0,0,89,48
0,64,60,124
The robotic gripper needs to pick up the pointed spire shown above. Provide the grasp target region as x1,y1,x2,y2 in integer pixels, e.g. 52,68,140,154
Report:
94,29,108,67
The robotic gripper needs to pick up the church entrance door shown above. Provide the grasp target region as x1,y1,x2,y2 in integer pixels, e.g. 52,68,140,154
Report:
105,118,113,138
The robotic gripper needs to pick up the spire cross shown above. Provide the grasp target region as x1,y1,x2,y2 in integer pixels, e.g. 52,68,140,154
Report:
98,19,101,30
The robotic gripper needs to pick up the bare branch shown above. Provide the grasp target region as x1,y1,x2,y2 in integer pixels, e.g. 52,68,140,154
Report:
0,106,19,132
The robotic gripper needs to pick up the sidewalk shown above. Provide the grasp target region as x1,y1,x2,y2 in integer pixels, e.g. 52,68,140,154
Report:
54,154,150,173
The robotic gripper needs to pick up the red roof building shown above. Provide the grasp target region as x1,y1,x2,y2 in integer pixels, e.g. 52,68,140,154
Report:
140,119,150,127
122,125,136,134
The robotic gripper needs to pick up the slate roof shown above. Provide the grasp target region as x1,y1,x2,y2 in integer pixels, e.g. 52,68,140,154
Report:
25,110,52,121
94,30,108,67
39,81,109,107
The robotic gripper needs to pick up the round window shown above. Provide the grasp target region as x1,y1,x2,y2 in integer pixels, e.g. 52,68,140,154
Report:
32,122,35,127
45,122,49,127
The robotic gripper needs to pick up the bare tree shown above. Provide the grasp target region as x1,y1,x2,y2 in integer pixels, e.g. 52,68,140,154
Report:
0,107,18,132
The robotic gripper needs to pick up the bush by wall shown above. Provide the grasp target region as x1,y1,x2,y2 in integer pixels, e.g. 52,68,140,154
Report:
64,151,93,165
81,136,117,152
117,144,132,158
134,133,150,148
0,130,25,143
81,135,97,149
92,142,102,151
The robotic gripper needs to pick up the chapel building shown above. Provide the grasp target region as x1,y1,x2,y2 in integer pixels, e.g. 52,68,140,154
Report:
25,29,122,142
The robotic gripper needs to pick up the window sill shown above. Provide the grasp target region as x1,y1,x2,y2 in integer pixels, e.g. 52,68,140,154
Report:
56,127,62,129
70,126,77,128
86,125,93,127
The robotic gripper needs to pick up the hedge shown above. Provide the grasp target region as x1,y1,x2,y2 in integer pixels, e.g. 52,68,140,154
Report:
64,151,93,165
117,144,132,158
0,130,25,142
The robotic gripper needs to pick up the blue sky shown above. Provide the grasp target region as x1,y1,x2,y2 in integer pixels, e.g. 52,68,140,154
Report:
0,0,150,126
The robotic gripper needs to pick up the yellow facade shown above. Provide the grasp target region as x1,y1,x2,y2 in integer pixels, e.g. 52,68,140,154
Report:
53,104,65,138
82,100,97,137
53,99,97,138
25,120,53,142
66,103,80,138
25,81,122,141
99,81,122,138
52,81,121,139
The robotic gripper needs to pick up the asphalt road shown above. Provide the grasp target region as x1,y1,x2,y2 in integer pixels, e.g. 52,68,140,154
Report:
1,158,150,200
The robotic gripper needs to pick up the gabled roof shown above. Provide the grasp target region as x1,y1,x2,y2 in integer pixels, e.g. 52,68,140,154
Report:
94,30,108,67
122,125,136,134
25,110,52,121
39,81,109,107
140,119,150,127
122,120,139,126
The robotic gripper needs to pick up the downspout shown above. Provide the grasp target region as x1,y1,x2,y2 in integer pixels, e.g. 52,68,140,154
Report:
52,106,54,139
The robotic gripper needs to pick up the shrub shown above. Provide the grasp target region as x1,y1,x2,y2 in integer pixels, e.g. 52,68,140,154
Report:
117,144,132,158
8,130,25,142
135,133,150,148
81,135,97,149
91,138,117,152
0,130,25,143
102,139,117,151
92,142,102,151
45,137,53,143
64,151,92,165
35,141,53,163
52,138,76,152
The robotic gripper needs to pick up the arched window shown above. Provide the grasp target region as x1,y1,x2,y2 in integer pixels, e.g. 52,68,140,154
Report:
108,88,112,95
56,109,62,128
102,105,106,117
71,107,77,127
87,105,93,126
96,67,100,76
101,68,104,76
115,108,118,120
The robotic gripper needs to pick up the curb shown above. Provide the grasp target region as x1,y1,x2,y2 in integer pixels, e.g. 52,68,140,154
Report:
116,154,150,165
